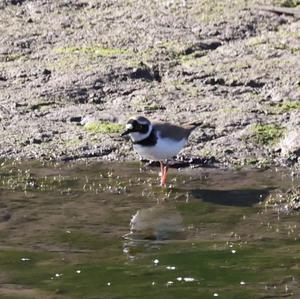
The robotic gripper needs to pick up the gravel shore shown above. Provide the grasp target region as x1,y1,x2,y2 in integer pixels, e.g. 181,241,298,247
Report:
0,0,299,168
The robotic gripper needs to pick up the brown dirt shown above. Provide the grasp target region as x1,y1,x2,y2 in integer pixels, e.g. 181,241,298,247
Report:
0,0,299,168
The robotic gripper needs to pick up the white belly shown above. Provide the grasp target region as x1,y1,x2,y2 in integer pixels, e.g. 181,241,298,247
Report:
133,137,187,161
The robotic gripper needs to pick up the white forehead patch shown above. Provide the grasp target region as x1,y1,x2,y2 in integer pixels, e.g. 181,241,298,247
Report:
126,123,133,130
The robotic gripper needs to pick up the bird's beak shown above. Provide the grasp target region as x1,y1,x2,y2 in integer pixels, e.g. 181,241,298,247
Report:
121,129,131,137
121,124,134,137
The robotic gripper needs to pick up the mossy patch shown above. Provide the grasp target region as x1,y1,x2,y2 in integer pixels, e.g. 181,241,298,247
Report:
50,46,132,71
253,124,284,145
1,53,24,62
278,0,300,7
64,138,82,147
193,0,250,23
131,96,166,112
84,121,124,134
272,101,300,113
241,157,272,167
180,50,207,63
246,36,268,47
242,157,259,166
55,46,130,57
180,53,211,68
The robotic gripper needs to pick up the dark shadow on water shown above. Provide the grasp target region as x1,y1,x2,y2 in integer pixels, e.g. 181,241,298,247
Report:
190,188,272,207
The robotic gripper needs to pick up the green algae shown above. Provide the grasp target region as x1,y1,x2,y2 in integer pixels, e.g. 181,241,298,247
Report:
2,53,24,62
273,101,300,113
55,46,130,57
253,124,285,146
279,0,300,7
0,162,299,299
84,121,124,134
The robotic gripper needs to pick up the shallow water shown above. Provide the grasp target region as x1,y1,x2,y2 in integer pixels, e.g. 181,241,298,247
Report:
0,161,299,299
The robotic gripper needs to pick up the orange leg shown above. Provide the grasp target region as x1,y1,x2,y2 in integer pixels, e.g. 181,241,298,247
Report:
160,161,165,186
161,164,169,187
160,161,164,177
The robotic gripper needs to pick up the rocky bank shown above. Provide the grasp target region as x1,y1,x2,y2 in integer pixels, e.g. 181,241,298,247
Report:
0,0,300,168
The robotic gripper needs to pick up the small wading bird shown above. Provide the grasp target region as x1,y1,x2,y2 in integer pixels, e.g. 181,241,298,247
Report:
121,116,201,187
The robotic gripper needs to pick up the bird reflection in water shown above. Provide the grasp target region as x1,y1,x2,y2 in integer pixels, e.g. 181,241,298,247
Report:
123,204,184,259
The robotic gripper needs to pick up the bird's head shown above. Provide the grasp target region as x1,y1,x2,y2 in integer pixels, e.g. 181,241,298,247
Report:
121,116,152,142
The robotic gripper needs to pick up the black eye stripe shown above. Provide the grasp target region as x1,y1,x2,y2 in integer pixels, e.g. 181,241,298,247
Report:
128,119,138,126
139,123,149,133
127,119,149,133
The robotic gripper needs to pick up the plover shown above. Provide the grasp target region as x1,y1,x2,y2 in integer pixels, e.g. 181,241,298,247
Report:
121,116,200,187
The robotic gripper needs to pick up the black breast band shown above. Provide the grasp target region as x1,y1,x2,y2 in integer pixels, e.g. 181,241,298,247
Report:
133,128,157,146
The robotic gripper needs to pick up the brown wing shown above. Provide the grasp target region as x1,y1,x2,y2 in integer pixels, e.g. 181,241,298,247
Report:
153,121,198,141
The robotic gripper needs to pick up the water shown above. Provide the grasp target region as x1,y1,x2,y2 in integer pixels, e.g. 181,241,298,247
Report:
0,161,299,299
